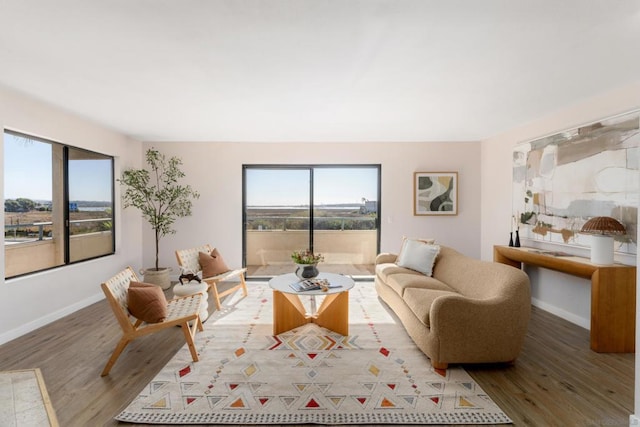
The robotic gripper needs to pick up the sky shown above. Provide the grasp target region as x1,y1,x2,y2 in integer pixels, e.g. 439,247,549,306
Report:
69,158,112,202
4,132,377,206
246,167,378,206
4,132,112,202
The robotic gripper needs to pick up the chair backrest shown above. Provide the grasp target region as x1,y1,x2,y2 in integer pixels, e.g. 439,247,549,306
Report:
101,267,139,332
175,244,213,275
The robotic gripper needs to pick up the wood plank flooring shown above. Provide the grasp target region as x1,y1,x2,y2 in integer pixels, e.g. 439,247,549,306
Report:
0,281,633,426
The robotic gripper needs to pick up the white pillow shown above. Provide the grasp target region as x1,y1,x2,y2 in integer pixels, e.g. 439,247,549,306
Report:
397,236,435,260
396,239,440,276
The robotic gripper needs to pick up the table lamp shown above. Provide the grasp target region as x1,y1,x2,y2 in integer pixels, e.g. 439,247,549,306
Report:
580,216,626,264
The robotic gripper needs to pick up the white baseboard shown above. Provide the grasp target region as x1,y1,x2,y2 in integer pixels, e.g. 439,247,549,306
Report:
531,297,590,330
0,292,105,346
630,414,640,426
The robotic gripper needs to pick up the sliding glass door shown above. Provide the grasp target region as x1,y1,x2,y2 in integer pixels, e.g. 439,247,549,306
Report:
244,167,312,276
243,165,380,278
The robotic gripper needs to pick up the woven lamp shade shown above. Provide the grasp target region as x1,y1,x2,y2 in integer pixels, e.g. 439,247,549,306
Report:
580,216,626,235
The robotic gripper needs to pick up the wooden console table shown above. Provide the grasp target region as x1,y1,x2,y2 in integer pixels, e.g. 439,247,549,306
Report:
494,245,636,353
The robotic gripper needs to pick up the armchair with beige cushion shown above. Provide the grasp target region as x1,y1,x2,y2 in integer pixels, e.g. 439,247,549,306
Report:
375,241,531,369
175,244,248,310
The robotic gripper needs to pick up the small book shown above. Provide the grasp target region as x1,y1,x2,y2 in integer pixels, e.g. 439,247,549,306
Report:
290,278,330,292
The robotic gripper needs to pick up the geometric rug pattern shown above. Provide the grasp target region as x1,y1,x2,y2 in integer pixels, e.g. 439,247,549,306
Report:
116,283,512,424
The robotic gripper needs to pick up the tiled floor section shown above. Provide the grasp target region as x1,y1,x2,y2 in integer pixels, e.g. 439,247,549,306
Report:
0,369,58,427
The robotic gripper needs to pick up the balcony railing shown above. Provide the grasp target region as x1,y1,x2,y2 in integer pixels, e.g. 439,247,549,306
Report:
245,214,378,276
4,218,112,243
247,215,377,231
5,216,376,277
4,219,113,277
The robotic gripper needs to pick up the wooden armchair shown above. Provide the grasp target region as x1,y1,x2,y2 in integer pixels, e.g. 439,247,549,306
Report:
100,267,203,376
175,244,248,310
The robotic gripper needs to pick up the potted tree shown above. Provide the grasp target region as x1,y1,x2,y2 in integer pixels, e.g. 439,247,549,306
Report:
120,148,200,289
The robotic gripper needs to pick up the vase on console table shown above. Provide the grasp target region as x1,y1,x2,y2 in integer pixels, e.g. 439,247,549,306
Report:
509,232,514,247
514,229,521,247
295,264,319,280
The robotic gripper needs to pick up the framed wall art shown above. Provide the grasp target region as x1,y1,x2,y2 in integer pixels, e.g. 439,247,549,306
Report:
413,171,458,216
512,109,640,255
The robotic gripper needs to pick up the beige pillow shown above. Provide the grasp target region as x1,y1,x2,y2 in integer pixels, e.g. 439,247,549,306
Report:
199,248,231,278
127,281,168,323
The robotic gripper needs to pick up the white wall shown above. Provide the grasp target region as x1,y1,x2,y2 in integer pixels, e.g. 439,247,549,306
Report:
0,85,144,344
479,81,640,422
480,82,640,325
0,91,482,343
140,141,481,273
3,77,638,418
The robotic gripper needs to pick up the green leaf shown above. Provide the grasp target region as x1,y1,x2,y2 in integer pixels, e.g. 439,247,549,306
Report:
118,148,200,269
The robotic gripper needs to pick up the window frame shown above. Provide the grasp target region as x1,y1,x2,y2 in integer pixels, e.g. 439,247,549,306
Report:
4,129,115,279
241,164,382,277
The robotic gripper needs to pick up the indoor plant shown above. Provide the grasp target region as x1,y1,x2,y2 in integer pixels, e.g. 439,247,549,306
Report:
120,148,200,289
291,249,324,279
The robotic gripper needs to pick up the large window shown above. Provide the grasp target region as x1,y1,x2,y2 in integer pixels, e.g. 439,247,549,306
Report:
4,130,114,278
243,165,380,278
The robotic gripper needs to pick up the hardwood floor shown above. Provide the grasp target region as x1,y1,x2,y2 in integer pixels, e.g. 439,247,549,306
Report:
0,280,633,426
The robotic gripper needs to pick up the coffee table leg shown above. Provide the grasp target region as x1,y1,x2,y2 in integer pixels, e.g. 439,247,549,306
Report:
272,290,308,335
272,290,350,336
314,291,349,336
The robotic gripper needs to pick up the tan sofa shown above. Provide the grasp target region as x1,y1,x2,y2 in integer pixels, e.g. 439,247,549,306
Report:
375,245,531,369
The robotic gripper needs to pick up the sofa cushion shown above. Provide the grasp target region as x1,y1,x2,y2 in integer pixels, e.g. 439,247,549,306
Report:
396,239,440,276
431,246,512,297
375,263,423,283
386,273,454,298
403,287,458,328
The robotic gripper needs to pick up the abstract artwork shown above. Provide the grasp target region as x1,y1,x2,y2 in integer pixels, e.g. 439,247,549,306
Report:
414,172,458,216
513,110,640,255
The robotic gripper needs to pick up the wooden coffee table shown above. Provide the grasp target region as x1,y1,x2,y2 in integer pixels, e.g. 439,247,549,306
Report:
268,272,355,335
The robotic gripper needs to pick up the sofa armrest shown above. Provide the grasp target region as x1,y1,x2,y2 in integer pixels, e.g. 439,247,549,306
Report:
375,253,397,265
429,294,530,362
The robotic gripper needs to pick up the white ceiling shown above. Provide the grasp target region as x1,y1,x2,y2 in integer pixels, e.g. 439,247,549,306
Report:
1,1,639,142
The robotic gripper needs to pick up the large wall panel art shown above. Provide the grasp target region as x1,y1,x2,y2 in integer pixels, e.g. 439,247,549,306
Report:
513,110,640,256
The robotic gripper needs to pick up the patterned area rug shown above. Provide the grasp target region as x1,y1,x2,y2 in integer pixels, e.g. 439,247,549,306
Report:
116,283,511,425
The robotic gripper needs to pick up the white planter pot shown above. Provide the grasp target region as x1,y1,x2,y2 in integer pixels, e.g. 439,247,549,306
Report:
140,267,172,290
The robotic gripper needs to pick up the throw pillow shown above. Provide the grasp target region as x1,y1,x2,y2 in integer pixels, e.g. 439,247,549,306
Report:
396,239,440,276
199,248,231,278
397,236,435,261
127,281,168,323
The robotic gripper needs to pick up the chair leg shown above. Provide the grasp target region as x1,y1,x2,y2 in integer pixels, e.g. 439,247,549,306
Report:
181,322,200,362
101,336,131,376
211,283,222,311
239,274,248,297
208,273,247,311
